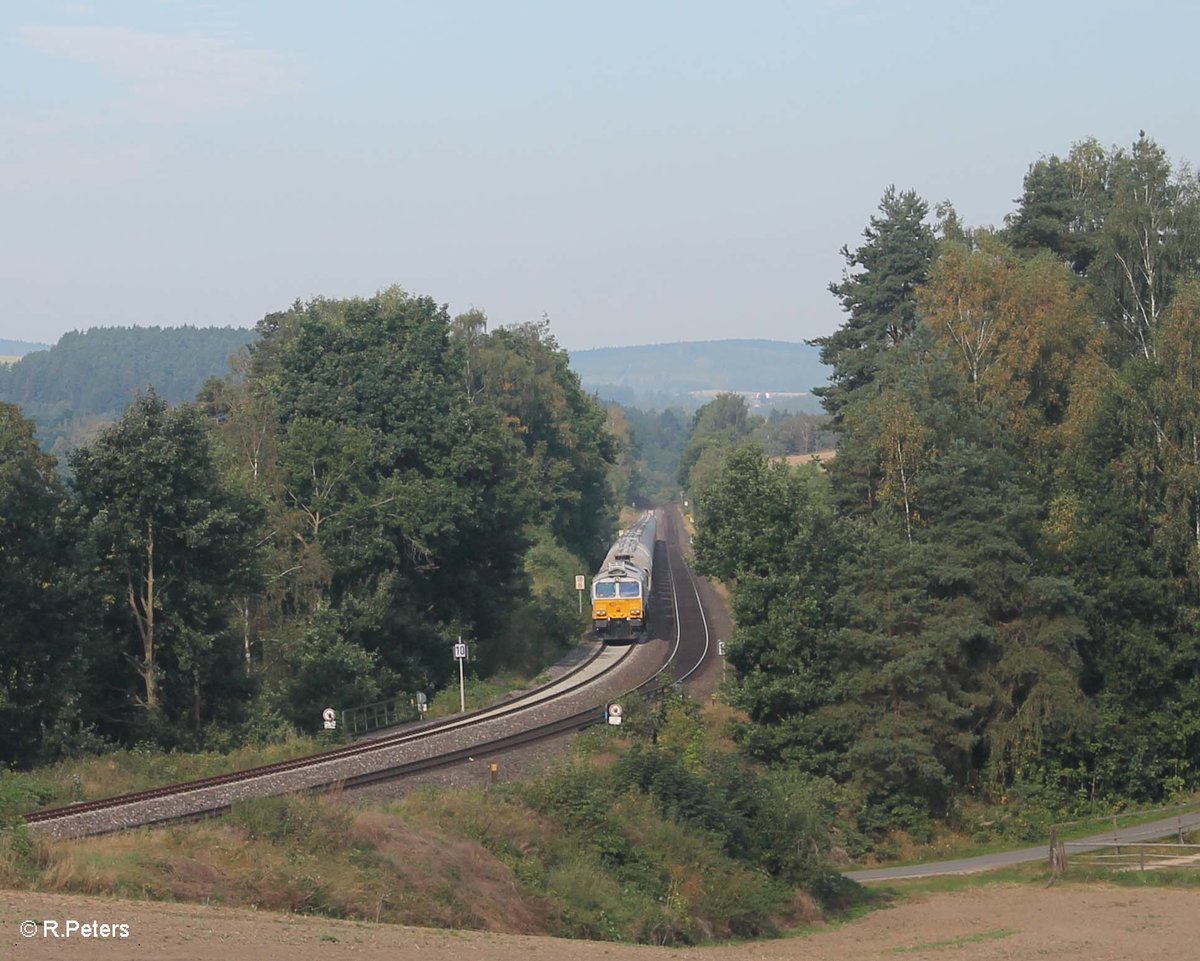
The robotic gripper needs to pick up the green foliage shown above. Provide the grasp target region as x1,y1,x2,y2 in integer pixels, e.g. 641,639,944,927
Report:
0,283,622,766
228,794,354,852
0,326,253,456
810,186,936,419
523,692,847,915
479,525,591,674
456,316,616,560
617,406,689,503
68,392,263,747
703,141,1200,843
677,392,759,492
0,404,88,765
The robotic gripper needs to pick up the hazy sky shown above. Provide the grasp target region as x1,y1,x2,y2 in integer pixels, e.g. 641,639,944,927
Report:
3,1,1199,351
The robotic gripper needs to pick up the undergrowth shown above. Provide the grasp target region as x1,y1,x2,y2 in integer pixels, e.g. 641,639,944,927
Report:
0,735,332,817
1,689,861,945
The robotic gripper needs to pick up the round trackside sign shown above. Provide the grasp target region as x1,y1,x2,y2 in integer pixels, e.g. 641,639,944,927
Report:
607,703,623,725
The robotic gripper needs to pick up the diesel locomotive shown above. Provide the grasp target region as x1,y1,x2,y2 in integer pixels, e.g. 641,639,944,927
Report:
591,511,657,642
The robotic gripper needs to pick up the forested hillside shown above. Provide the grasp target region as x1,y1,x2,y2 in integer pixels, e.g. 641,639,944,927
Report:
690,134,1200,838
0,339,49,357
0,291,620,764
0,326,253,454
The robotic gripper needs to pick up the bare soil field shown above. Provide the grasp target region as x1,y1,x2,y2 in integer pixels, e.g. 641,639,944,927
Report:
2,883,1191,961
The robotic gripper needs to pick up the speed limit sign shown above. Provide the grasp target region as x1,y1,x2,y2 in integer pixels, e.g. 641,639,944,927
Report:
607,703,623,726
321,707,337,730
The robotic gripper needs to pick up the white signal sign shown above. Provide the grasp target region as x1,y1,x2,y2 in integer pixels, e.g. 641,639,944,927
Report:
575,575,586,591
607,703,623,726
454,642,468,660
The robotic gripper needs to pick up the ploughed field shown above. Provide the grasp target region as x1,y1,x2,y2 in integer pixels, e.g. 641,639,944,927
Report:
2,884,1190,960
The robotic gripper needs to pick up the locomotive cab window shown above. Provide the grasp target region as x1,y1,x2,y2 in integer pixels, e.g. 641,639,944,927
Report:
593,582,617,599
618,582,640,598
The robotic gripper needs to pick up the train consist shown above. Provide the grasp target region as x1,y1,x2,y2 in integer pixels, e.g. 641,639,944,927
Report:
591,510,657,642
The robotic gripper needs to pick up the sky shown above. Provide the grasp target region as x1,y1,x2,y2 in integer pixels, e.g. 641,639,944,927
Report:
3,1,1200,352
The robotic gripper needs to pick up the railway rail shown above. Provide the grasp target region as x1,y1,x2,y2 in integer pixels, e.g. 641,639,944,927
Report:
28,506,714,840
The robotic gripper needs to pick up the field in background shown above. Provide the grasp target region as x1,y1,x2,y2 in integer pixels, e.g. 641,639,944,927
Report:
778,449,837,465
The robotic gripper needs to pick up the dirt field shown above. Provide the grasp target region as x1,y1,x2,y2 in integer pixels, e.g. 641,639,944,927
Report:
777,449,837,465
2,883,1191,961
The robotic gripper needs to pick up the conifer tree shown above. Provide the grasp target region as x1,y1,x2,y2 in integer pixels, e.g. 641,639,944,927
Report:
811,187,936,420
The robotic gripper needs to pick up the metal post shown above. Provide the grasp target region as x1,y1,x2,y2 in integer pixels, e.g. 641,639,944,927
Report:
458,636,466,713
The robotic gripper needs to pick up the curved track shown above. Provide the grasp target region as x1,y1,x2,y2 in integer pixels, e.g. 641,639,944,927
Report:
28,505,718,840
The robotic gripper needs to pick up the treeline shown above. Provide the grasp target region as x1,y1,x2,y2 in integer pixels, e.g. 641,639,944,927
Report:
0,326,254,455
0,290,620,767
692,134,1200,833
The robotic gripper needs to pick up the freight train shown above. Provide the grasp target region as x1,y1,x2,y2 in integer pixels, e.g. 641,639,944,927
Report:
591,511,657,642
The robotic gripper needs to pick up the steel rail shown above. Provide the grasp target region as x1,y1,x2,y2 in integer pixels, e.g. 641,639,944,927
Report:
630,507,711,696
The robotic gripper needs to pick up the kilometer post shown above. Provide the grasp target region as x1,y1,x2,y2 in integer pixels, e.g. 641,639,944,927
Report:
454,637,468,712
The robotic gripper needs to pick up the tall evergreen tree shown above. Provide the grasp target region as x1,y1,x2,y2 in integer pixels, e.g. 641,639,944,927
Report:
811,186,936,420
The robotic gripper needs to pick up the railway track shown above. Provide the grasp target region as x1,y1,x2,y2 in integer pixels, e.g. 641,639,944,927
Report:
28,505,715,840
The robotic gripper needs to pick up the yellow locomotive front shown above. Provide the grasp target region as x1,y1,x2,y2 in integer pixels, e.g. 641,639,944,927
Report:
591,577,645,639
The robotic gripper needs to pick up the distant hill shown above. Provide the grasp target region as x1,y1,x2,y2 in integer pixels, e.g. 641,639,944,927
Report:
568,339,828,412
0,326,255,455
1,326,828,456
0,338,51,359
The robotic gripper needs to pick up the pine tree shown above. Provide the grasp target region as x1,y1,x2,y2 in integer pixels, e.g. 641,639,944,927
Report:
811,187,936,420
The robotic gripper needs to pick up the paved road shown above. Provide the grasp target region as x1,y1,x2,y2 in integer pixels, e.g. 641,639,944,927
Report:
845,808,1200,881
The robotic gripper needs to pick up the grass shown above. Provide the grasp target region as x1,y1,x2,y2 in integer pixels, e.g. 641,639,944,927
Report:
893,928,1015,953
868,863,1049,896
423,668,555,719
864,851,1200,900
0,784,811,943
0,694,847,945
847,793,1200,870
3,734,331,816
1061,864,1200,888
